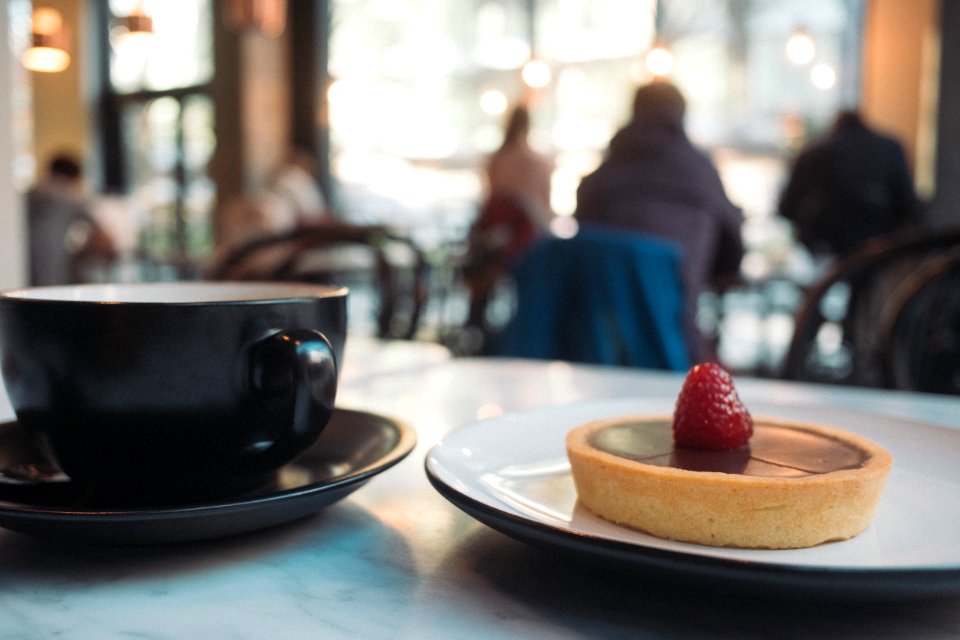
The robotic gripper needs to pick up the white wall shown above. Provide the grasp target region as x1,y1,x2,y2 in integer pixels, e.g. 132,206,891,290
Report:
0,3,26,289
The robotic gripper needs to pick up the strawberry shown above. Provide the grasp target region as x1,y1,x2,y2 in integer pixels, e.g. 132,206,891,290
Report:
673,363,753,449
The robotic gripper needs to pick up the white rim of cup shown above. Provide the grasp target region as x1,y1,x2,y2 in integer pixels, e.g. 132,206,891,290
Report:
0,282,349,305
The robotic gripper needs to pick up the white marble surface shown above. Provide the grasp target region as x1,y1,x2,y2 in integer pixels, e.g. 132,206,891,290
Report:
2,352,960,639
340,335,451,385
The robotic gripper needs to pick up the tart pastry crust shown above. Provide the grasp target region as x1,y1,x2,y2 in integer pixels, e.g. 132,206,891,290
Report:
566,415,893,549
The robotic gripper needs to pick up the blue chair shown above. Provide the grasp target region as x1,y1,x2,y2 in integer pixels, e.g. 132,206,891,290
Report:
492,224,690,370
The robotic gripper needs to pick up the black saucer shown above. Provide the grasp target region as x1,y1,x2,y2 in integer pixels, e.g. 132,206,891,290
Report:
0,408,416,545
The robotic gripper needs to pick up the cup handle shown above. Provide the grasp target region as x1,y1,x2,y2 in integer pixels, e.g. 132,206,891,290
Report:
244,328,339,472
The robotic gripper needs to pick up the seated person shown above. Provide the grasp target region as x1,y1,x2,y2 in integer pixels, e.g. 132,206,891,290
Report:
27,153,117,285
779,110,919,257
464,105,553,337
574,82,744,363
210,150,333,278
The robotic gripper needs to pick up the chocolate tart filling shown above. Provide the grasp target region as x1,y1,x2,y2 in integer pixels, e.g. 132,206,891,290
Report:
588,421,868,477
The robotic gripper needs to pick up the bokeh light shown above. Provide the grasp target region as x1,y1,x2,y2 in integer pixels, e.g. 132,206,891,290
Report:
645,46,674,77
521,59,552,88
479,89,509,115
811,63,836,89
786,28,816,65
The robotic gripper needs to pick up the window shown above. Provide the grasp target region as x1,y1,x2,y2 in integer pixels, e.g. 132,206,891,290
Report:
327,0,863,262
101,0,216,270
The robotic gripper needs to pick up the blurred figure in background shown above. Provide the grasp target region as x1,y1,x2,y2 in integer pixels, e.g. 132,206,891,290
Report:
463,104,554,341
211,149,333,277
26,153,117,286
481,104,554,233
259,149,334,231
574,81,744,363
779,109,920,258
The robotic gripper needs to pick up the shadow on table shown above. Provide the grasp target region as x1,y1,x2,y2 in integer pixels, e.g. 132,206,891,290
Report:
452,527,958,639
0,502,414,589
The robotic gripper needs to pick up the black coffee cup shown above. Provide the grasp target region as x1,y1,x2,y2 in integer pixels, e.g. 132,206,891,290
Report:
0,282,347,504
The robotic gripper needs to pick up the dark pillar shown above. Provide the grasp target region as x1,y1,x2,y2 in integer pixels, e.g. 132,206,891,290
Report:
91,0,125,192
288,0,333,208
209,3,245,212
931,0,960,229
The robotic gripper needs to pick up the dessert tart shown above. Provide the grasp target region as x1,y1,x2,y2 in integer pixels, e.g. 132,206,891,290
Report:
566,364,893,549
566,415,892,549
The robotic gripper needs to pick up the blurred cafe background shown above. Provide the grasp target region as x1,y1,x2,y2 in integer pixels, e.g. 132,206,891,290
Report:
0,0,958,388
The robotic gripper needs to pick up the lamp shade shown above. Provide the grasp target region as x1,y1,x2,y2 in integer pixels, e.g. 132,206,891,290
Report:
21,8,71,73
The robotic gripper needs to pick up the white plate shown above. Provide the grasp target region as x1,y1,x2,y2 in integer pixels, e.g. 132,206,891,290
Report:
425,397,960,600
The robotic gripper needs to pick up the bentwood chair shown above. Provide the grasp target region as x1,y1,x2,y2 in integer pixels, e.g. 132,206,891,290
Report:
211,224,430,340
781,229,960,389
877,252,960,394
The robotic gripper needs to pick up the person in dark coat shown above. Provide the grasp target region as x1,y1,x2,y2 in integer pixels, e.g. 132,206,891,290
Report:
574,81,744,363
779,110,919,256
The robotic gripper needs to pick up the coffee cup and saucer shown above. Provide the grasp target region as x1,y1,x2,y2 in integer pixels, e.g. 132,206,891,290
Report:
0,282,416,544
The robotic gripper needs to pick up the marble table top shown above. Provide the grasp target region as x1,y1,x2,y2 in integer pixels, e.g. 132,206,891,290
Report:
2,346,960,639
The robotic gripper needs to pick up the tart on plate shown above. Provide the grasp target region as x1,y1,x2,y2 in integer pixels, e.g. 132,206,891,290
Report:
566,364,893,549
